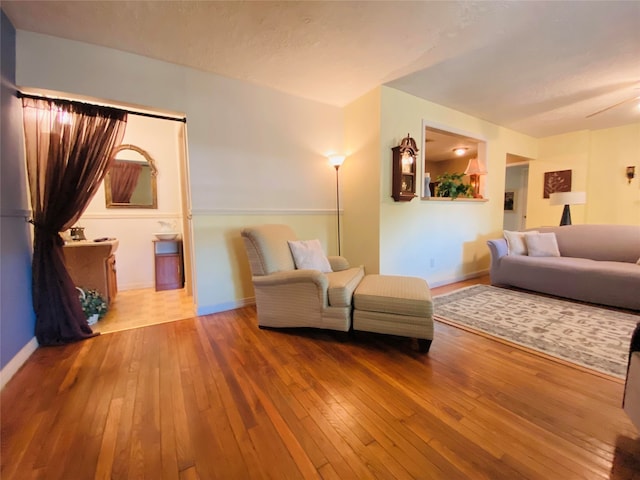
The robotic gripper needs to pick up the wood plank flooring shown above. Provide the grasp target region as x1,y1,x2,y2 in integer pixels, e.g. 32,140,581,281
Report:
2,278,639,479
93,287,195,334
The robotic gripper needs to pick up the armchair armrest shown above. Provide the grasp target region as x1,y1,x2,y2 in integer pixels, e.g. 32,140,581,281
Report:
327,256,350,272
252,269,329,290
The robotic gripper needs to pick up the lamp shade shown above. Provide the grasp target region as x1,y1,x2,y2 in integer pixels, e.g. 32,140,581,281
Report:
549,191,586,206
328,154,345,167
464,158,487,175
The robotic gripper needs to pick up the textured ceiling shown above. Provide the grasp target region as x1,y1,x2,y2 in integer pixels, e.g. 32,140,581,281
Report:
3,1,639,138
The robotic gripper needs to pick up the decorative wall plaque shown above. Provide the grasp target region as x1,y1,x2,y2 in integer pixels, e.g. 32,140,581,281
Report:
543,169,571,198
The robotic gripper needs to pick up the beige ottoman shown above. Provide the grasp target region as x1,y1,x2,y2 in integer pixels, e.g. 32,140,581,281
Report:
353,274,434,352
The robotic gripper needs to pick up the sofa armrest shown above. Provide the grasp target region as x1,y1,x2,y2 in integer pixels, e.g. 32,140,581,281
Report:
327,256,350,271
487,238,508,261
487,239,508,285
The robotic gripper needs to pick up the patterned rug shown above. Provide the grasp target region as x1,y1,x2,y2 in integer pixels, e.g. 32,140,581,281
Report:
433,285,639,379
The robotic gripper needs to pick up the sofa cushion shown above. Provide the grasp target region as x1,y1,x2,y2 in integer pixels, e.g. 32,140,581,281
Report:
525,232,560,257
288,239,332,273
325,266,365,307
504,230,536,255
538,225,640,263
497,255,640,310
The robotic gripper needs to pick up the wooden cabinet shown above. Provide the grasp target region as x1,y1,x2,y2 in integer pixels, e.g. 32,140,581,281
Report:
106,255,117,302
63,241,118,305
154,240,184,291
391,145,417,202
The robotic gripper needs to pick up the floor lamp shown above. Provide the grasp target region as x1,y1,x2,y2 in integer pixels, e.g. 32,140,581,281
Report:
328,155,345,255
549,191,587,226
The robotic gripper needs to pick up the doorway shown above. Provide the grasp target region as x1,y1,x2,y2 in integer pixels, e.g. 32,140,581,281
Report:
503,155,530,231
93,117,195,333
20,88,197,333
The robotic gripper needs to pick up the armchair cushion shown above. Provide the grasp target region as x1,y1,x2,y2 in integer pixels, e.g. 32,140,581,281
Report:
328,256,350,272
326,267,366,307
288,239,332,273
242,224,297,275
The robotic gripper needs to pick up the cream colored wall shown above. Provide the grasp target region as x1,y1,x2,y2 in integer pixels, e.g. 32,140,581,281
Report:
526,130,590,228
17,32,344,313
343,88,381,273
526,123,640,228
193,213,337,314
587,123,640,225
376,87,538,286
77,115,183,290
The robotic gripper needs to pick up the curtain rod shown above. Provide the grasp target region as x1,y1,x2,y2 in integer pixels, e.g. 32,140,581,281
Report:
17,91,187,123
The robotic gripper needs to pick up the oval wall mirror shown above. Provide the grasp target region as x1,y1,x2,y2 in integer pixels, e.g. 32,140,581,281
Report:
105,144,158,209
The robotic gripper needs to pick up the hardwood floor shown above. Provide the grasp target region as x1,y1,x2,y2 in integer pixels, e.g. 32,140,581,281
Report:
92,287,195,334
2,277,639,479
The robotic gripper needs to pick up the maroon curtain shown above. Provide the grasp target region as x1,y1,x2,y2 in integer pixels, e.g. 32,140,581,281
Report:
110,160,142,203
22,97,127,345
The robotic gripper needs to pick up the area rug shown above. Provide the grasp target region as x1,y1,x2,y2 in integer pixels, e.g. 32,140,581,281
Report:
433,285,639,379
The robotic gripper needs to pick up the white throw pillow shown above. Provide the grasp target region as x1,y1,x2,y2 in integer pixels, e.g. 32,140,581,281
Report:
525,232,561,257
287,239,333,273
504,230,538,256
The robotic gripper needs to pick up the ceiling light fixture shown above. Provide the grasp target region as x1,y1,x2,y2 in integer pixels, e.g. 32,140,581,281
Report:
453,147,468,156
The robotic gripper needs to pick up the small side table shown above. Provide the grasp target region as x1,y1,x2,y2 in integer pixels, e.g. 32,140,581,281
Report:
153,239,184,291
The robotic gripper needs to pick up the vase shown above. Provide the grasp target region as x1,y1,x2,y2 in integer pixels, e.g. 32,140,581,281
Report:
87,313,99,326
424,176,431,198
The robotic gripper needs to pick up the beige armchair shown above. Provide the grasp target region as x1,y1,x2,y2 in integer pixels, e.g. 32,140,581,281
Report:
241,224,365,331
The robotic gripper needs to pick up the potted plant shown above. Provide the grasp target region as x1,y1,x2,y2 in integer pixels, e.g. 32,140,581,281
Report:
435,172,472,200
76,287,108,325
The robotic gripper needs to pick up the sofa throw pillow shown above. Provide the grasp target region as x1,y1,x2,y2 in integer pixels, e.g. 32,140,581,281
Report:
525,232,561,257
287,239,333,273
504,230,538,256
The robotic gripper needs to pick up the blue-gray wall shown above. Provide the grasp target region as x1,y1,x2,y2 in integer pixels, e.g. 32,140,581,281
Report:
1,10,36,369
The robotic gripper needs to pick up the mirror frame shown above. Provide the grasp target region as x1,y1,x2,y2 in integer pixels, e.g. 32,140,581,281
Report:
105,144,158,209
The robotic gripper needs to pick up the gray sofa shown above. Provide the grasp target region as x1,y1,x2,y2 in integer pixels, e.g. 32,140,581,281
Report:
487,224,640,311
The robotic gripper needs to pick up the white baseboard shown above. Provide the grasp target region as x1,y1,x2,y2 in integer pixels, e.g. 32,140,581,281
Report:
428,269,489,288
1,336,38,390
194,271,489,317
118,281,155,291
197,296,255,316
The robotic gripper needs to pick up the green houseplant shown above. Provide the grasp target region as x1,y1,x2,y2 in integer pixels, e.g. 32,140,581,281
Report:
435,172,472,200
76,287,107,325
